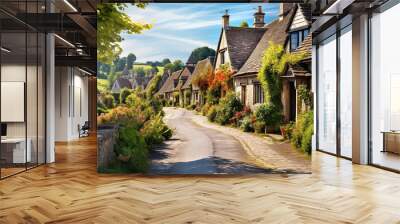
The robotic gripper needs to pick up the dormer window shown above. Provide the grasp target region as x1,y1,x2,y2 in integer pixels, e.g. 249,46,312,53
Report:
290,28,309,51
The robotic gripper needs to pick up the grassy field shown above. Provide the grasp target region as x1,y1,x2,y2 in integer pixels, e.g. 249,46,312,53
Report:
133,64,164,76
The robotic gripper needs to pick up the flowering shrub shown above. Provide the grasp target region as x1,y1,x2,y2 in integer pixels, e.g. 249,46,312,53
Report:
239,116,254,132
98,90,173,173
255,103,282,132
210,65,233,92
215,92,243,125
207,105,218,122
97,106,145,129
141,114,172,146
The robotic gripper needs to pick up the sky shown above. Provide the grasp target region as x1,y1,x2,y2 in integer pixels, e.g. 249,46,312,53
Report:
121,3,280,63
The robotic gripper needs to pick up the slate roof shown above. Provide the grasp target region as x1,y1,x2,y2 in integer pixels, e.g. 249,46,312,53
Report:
223,27,266,71
112,77,132,90
182,58,213,90
175,67,192,90
145,71,169,92
283,64,311,77
295,33,312,61
235,7,296,77
156,70,182,94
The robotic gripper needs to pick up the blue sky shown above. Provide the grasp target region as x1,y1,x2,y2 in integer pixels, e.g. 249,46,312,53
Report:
121,3,280,63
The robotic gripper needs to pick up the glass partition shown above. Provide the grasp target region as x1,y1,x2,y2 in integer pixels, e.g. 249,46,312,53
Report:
317,34,337,154
370,3,400,171
339,25,352,158
0,1,46,179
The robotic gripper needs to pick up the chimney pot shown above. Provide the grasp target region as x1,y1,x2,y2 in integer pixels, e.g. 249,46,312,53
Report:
253,6,265,28
222,9,230,29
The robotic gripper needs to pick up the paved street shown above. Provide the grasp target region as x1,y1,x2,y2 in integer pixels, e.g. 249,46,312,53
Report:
149,108,280,174
150,108,272,174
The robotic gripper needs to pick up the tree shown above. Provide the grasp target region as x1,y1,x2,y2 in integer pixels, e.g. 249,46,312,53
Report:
97,3,151,64
188,47,216,64
240,21,249,27
115,57,127,71
161,58,171,66
164,60,184,73
127,53,137,69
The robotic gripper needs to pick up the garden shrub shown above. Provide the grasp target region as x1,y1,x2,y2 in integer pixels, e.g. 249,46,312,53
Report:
215,92,243,125
102,93,115,109
97,106,144,128
282,122,295,139
255,103,282,132
119,88,133,104
290,111,313,155
201,103,211,116
115,126,148,172
206,87,220,105
141,114,172,146
239,116,254,132
253,121,266,133
301,125,313,154
207,105,218,122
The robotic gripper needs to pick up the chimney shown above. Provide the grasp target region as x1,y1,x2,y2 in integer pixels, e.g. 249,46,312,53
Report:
253,6,265,28
279,3,293,21
222,9,229,29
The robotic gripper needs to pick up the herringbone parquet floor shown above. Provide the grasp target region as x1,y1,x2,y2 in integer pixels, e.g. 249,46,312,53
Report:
1,136,400,223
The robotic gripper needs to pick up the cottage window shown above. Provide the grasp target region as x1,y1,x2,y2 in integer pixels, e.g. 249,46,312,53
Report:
290,29,310,51
290,32,299,51
241,85,247,105
253,84,264,104
220,50,226,65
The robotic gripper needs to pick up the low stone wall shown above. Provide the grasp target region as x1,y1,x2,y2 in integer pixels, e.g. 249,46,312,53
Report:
97,124,118,172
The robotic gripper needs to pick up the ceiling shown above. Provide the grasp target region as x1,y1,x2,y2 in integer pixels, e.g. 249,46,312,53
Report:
0,0,97,74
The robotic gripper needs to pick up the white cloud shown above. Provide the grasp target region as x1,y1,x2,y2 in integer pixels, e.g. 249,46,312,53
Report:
120,3,279,62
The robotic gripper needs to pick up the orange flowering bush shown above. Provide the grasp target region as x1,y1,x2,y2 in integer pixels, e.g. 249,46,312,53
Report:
209,64,233,92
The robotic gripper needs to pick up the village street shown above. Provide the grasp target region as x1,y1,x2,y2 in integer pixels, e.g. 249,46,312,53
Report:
149,108,273,174
149,107,310,174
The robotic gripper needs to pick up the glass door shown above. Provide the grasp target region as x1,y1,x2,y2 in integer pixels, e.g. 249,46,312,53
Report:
317,34,337,154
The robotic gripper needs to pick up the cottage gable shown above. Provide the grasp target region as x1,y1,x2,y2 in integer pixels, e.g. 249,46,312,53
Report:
289,4,311,31
111,77,132,93
235,7,296,76
215,27,265,72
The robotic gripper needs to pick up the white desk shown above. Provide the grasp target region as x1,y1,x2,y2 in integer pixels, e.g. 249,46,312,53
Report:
1,138,31,163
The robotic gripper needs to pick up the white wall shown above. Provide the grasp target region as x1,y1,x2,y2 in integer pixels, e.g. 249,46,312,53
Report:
55,67,89,141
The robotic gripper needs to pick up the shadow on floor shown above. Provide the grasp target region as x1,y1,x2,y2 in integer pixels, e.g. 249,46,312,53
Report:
148,156,304,175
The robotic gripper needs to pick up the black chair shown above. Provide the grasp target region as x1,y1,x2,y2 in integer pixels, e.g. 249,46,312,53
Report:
79,121,90,138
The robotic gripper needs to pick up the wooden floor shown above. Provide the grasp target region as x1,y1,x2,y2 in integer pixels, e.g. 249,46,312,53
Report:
0,136,400,223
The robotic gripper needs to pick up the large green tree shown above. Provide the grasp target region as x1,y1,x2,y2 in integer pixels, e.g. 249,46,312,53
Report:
188,47,216,64
127,53,137,69
164,60,184,73
97,3,151,64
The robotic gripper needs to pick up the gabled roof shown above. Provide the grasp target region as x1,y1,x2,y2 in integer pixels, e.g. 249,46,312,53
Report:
182,58,213,90
235,7,296,76
156,69,182,94
298,3,312,24
112,77,132,91
145,71,169,92
295,33,312,61
175,67,192,91
221,27,266,71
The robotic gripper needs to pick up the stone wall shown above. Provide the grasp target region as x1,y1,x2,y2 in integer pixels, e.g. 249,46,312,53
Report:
97,125,118,172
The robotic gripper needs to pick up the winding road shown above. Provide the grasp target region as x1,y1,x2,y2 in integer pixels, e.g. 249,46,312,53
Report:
149,107,273,174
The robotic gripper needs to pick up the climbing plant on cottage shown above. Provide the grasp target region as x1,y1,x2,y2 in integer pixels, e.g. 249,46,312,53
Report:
257,42,305,110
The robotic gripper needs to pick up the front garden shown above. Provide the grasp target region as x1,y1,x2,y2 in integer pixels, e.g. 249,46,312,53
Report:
97,76,172,173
